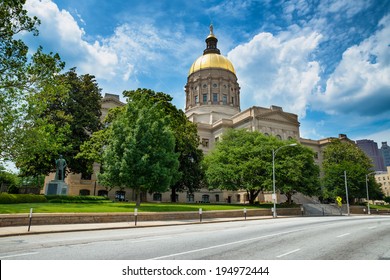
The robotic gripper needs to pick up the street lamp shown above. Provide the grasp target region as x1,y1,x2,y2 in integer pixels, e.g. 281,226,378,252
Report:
365,171,377,215
272,143,297,218
344,171,350,216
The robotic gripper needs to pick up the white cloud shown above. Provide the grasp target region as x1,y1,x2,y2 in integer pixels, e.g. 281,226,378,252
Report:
228,30,322,117
25,0,118,80
314,15,390,116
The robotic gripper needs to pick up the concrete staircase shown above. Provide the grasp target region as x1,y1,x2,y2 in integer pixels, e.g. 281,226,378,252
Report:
302,203,344,216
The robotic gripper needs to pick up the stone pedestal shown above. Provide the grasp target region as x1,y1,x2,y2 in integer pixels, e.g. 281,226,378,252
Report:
45,180,68,195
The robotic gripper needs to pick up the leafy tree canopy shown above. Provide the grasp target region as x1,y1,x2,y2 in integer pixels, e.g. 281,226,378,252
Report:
124,89,204,201
1,0,65,163
98,90,180,206
203,129,320,204
322,139,384,203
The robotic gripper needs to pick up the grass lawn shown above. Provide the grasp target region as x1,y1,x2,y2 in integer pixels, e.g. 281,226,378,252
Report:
0,202,275,214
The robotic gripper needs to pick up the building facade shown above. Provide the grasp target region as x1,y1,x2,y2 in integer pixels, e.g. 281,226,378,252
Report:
374,166,390,197
356,139,386,171
380,142,390,167
43,26,356,203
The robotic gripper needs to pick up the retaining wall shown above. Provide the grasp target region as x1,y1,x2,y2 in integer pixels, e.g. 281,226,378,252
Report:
0,208,300,227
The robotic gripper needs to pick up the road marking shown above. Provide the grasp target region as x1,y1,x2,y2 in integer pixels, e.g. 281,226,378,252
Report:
337,233,350,238
131,237,172,243
150,228,303,260
277,249,301,258
368,226,377,229
0,252,39,259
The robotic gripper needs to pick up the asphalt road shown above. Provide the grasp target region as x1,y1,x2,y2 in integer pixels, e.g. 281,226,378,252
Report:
1,216,389,260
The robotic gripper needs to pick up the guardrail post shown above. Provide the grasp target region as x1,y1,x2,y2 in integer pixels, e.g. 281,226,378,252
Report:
134,208,138,226
28,208,33,232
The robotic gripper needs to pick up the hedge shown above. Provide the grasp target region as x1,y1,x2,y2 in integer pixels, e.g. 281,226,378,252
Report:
45,195,110,203
0,193,48,204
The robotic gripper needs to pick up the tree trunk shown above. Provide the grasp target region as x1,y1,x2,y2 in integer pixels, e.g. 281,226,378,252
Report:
286,192,293,204
171,187,177,202
249,190,261,204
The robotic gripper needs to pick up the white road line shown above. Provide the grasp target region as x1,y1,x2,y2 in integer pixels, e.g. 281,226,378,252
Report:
368,226,377,229
276,249,301,258
0,252,39,259
131,237,172,243
337,233,351,238
150,228,303,260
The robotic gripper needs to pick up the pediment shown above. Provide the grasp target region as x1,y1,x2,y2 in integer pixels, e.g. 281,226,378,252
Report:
255,109,299,125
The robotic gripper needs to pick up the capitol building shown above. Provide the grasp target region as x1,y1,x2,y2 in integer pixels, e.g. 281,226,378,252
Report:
43,26,351,204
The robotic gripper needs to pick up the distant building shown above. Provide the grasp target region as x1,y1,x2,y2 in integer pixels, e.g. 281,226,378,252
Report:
374,166,390,197
380,142,390,167
356,139,386,171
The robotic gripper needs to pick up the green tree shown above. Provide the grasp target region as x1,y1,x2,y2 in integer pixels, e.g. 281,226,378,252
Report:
0,165,20,192
13,69,102,177
123,89,204,202
1,1,65,161
322,139,384,203
204,129,320,204
275,144,320,204
98,92,180,206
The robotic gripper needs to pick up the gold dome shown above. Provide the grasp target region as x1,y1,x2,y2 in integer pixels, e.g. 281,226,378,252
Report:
188,53,236,76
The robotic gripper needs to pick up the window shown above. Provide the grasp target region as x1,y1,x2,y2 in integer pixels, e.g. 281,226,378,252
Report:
215,194,220,202
115,191,126,201
79,189,90,196
276,135,282,140
215,137,219,142
202,138,209,147
213,93,218,103
223,95,227,105
98,190,108,197
194,95,199,104
153,193,162,201
81,172,92,180
236,194,241,202
202,194,210,203
187,193,194,202
203,94,207,103
231,97,234,105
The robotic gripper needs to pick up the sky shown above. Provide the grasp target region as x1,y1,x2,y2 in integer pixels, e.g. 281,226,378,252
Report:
21,0,390,145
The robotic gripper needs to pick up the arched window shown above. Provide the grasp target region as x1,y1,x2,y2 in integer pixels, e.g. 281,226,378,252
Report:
153,193,162,201
98,190,108,197
276,135,282,140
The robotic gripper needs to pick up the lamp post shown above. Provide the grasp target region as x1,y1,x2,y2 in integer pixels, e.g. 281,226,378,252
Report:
365,171,376,215
272,143,297,218
344,171,350,216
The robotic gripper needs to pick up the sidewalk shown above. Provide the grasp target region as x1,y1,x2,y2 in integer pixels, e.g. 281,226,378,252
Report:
0,215,279,237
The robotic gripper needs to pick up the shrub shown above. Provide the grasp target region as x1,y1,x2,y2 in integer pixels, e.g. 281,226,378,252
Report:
45,195,110,203
0,193,48,204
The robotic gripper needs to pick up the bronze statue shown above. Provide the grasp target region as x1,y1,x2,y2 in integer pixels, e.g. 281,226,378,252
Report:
55,155,67,181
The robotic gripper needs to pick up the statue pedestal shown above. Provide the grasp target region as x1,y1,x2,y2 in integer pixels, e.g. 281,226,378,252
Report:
45,180,68,195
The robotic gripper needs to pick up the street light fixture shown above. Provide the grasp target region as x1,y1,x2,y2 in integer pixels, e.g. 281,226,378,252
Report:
272,143,297,218
365,171,377,215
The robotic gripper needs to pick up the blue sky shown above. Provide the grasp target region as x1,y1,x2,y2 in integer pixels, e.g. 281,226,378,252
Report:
22,0,390,145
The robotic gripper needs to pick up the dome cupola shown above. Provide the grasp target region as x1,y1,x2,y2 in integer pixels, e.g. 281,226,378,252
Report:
185,25,240,121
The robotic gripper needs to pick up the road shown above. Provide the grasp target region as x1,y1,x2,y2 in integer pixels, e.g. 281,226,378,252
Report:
0,215,389,260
